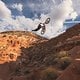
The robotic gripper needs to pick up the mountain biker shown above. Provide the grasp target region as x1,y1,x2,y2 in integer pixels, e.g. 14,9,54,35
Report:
32,18,50,35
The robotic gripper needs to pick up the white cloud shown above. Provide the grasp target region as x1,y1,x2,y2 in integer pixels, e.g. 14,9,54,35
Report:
27,0,52,14
69,12,78,20
0,0,11,19
22,0,78,38
44,0,78,38
72,0,80,15
11,3,23,12
0,0,79,39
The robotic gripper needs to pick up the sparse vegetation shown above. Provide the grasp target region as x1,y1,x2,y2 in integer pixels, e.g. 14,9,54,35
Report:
39,51,69,66
57,51,69,58
53,51,72,70
59,57,72,70
41,67,59,80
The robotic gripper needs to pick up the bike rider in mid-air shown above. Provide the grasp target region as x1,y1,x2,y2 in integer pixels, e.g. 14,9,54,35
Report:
32,18,50,35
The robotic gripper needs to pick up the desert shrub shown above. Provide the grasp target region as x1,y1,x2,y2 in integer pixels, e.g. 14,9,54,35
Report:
53,51,72,70
41,67,59,80
44,51,71,67
59,57,72,70
57,51,69,58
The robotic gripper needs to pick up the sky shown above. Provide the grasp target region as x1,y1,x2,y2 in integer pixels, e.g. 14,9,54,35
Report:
0,0,80,39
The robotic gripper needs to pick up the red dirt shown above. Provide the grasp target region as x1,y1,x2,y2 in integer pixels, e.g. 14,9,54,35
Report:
57,60,80,80
0,31,47,64
0,24,80,80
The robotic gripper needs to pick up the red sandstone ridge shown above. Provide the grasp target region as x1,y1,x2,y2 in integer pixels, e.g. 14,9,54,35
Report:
0,31,47,64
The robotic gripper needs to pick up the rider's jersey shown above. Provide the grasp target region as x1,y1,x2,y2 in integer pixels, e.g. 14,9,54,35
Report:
40,23,44,27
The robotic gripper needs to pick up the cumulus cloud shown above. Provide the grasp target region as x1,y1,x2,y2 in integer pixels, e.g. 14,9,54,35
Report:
11,3,23,12
72,0,80,15
43,0,78,38
0,0,11,19
26,0,52,14
0,0,79,39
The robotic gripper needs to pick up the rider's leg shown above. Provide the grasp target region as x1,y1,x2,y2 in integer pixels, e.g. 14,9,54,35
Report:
32,25,41,31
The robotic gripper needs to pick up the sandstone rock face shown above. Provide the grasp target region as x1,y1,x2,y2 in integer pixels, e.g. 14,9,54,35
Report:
0,31,47,64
